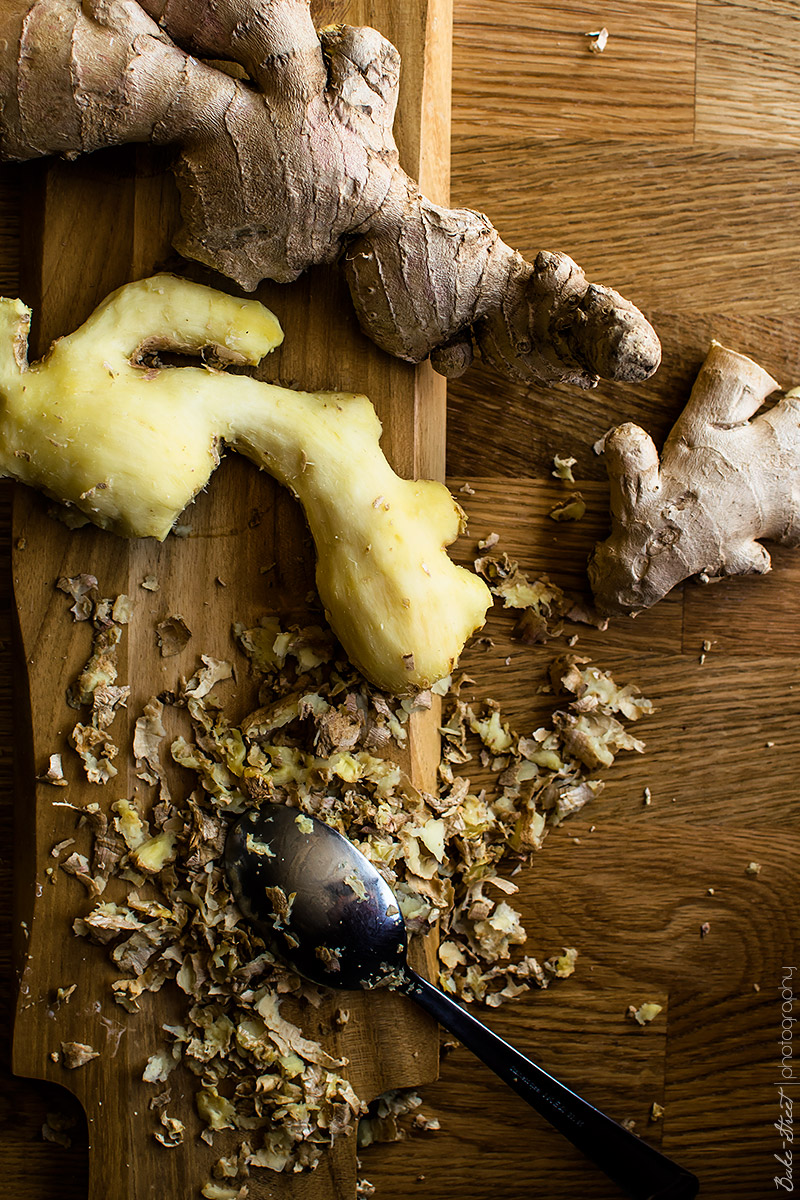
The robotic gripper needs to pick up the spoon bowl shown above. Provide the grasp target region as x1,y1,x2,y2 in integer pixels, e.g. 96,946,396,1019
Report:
225,804,699,1200
225,804,407,989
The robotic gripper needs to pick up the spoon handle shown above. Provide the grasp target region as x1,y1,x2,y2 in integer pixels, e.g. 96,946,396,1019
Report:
402,967,699,1200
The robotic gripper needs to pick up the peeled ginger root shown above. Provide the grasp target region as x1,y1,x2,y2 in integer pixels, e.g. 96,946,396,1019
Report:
0,274,491,693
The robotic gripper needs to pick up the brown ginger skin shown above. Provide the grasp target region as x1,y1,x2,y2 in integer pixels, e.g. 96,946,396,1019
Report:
588,342,800,615
0,0,661,389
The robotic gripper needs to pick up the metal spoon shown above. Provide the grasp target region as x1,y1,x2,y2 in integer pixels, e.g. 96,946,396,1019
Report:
225,805,699,1200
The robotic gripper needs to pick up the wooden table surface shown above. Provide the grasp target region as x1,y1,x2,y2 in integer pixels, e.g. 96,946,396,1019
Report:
2,3,799,1199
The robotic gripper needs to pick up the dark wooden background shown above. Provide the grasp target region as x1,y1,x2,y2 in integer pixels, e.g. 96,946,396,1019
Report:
2,1,799,1198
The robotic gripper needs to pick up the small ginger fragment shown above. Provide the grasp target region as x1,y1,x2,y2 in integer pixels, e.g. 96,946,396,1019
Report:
60,1041,100,1069
548,492,586,522
586,27,609,53
628,1002,663,1026
201,1185,249,1200
113,798,147,851
38,753,68,786
130,832,176,874
154,1111,186,1147
552,454,577,482
156,615,192,658
143,1052,176,1084
475,553,569,634
54,984,77,1008
56,574,98,621
544,947,578,979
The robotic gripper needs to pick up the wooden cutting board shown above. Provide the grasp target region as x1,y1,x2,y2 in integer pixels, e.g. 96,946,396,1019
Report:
9,2,450,1196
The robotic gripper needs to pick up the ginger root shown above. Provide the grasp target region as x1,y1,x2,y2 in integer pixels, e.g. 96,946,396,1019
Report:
588,341,800,615
0,0,660,390
0,274,491,693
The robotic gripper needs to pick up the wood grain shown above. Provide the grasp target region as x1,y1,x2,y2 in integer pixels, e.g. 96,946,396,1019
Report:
449,141,800,315
2,1,800,1199
696,0,800,145
452,1,697,144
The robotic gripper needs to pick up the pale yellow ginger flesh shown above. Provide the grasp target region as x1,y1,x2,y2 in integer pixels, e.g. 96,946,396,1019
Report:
0,274,491,694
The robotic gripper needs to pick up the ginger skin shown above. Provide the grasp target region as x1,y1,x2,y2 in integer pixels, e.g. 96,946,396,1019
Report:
588,342,800,615
0,0,660,390
0,274,491,694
